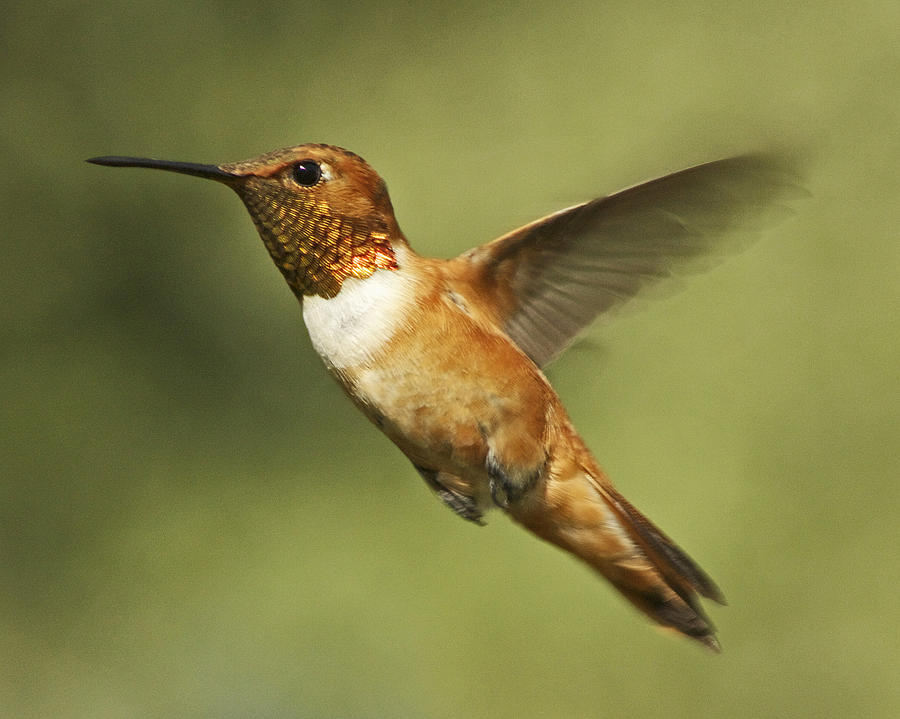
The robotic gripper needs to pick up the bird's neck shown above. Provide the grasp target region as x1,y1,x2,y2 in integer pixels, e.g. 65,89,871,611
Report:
234,178,401,299
301,243,422,372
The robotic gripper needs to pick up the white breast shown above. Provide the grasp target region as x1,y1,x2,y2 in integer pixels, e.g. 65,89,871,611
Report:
302,262,418,370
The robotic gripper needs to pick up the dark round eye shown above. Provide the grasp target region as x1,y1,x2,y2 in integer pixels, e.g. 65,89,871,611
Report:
291,161,322,186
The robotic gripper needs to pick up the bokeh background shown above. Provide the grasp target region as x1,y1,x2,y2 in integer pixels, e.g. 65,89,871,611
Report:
4,2,899,717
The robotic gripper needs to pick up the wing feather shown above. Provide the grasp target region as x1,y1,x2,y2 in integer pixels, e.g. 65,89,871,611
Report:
457,155,804,366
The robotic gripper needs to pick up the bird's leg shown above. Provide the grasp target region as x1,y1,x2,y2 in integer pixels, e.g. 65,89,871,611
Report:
413,464,485,525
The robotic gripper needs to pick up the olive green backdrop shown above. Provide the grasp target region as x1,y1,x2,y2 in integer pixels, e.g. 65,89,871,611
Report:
3,2,898,717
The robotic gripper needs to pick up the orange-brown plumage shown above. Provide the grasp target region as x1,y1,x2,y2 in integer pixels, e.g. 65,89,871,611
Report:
88,143,802,651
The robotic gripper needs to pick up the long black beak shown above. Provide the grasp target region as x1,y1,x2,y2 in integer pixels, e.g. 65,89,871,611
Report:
86,156,235,182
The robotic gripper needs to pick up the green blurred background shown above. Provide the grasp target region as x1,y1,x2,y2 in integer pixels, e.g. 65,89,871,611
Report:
3,1,899,717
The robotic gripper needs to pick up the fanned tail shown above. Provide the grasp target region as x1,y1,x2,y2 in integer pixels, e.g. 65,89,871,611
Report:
510,469,725,651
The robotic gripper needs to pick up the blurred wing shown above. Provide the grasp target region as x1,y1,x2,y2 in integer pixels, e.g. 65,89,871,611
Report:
457,155,804,367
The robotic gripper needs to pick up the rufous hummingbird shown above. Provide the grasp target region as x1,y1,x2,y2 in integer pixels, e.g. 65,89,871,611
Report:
88,144,800,651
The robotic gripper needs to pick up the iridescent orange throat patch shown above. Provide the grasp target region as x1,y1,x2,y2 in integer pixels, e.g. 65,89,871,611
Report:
236,177,398,299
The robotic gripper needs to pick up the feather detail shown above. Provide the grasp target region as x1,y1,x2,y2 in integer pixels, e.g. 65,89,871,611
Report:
454,154,805,366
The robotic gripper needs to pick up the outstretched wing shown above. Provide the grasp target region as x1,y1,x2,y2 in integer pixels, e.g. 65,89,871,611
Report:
455,155,804,367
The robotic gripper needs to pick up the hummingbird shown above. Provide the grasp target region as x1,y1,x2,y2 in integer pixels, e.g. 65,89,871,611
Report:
88,144,800,651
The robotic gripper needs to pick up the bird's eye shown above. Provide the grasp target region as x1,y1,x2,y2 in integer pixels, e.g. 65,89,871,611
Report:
291,161,322,187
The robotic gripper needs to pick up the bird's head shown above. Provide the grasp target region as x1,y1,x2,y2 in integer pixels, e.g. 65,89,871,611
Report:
89,144,402,298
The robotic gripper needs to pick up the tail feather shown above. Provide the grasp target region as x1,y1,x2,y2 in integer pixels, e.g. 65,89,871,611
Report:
586,477,725,650
511,470,724,651
595,482,725,604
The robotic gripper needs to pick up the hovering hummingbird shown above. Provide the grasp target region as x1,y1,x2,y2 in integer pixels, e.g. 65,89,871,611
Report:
88,144,800,651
